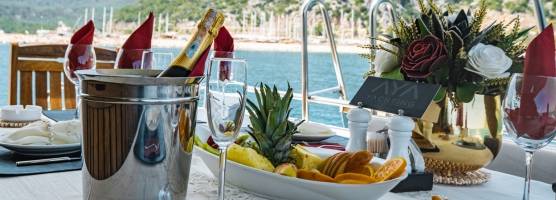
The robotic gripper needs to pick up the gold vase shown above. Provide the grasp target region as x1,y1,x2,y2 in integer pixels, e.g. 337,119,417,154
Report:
412,94,503,183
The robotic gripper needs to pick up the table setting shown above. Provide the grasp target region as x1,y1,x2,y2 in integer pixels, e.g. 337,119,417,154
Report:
1,2,556,200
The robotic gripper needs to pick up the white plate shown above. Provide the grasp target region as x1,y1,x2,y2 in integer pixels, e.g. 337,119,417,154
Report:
195,146,407,200
0,142,81,156
293,121,336,141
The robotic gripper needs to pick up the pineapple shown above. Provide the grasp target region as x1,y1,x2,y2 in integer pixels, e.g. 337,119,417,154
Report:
246,84,303,167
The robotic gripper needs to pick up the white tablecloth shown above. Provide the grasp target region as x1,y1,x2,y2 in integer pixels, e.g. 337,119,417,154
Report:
0,124,554,200
0,154,552,200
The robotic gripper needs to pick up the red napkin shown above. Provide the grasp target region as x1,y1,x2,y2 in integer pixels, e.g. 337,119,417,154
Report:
301,142,345,151
507,24,556,139
67,20,95,79
116,12,154,69
189,26,234,77
71,20,94,44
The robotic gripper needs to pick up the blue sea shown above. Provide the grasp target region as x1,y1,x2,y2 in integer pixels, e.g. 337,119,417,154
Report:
0,43,369,127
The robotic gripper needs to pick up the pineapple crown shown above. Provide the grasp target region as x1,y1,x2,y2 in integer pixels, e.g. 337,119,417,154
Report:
246,83,303,166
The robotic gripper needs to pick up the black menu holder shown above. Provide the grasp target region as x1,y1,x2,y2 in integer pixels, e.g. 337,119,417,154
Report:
351,77,441,192
391,172,434,193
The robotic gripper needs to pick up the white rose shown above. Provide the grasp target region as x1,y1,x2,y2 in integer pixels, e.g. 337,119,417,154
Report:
465,43,512,79
375,44,400,74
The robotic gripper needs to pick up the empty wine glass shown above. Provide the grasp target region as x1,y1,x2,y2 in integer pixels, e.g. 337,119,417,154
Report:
503,73,556,200
63,44,96,118
141,50,174,70
205,51,247,200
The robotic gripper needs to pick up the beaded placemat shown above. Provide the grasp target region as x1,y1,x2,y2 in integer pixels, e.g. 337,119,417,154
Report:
0,120,37,128
432,170,490,185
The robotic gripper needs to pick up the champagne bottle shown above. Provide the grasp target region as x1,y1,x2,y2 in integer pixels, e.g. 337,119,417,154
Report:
157,9,224,77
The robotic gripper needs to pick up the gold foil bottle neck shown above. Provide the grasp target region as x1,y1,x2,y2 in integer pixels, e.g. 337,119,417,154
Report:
198,8,225,37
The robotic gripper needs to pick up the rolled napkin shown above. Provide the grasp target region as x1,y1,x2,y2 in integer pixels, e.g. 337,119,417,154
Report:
507,24,556,139
68,20,95,79
296,122,335,136
116,12,154,69
1,120,81,145
0,105,42,122
189,26,234,77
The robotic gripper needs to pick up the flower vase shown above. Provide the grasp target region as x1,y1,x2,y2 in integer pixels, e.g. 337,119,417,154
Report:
412,94,503,185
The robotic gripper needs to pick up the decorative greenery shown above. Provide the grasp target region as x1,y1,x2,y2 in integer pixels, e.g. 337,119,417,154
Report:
246,83,303,167
362,0,531,104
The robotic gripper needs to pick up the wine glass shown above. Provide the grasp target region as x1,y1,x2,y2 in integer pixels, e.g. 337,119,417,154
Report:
205,51,247,200
503,73,556,200
141,50,174,70
63,44,96,118
114,48,150,69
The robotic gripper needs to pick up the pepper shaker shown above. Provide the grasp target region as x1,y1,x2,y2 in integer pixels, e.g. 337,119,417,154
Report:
346,102,371,152
386,110,415,173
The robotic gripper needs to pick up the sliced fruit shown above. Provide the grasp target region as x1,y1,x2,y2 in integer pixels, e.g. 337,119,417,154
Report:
373,157,406,182
321,152,351,177
297,169,335,182
202,143,219,155
344,151,372,174
227,143,275,172
338,179,368,184
290,145,324,170
349,164,374,176
334,173,374,184
274,163,298,177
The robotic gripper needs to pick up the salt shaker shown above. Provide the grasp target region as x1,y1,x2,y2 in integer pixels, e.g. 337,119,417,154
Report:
346,103,370,152
387,110,415,173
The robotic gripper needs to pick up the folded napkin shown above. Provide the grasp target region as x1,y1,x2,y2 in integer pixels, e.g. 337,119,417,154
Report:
189,26,234,77
508,24,556,139
1,120,81,145
68,20,95,74
116,12,154,69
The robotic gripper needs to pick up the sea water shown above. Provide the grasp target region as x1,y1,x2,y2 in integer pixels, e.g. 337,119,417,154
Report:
0,44,369,127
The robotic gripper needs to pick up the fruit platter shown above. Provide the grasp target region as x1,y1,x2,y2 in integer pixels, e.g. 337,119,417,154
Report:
194,127,407,200
194,84,407,200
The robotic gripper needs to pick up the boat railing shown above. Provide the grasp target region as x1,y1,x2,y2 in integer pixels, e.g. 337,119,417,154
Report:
300,0,348,122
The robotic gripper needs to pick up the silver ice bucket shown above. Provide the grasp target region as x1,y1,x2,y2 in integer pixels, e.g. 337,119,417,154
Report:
77,69,203,200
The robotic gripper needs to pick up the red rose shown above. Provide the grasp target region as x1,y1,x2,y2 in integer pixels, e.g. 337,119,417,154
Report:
401,36,448,79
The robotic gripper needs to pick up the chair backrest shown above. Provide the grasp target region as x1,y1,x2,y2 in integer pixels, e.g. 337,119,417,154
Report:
8,43,117,110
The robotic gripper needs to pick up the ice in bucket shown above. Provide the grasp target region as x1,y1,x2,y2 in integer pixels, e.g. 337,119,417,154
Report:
77,69,202,200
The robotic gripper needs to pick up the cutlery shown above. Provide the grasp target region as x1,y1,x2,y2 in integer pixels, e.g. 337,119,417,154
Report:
16,156,81,166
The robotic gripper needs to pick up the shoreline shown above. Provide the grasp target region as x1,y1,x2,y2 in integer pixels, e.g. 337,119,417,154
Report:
0,33,368,54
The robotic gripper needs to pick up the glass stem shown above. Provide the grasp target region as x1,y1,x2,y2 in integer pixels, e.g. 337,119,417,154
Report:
523,151,535,200
218,147,228,200
74,84,80,119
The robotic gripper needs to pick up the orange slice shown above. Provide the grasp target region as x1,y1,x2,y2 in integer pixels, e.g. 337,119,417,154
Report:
334,173,374,184
338,179,367,184
373,158,406,182
297,169,335,183
349,164,375,176
344,151,372,173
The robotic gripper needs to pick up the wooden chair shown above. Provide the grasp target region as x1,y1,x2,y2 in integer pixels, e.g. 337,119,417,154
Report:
8,43,117,110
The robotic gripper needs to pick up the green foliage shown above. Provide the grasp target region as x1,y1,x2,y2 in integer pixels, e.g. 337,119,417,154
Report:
503,0,531,13
0,0,131,33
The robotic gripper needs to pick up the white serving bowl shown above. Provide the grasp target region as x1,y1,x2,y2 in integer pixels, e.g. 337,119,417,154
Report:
194,146,407,200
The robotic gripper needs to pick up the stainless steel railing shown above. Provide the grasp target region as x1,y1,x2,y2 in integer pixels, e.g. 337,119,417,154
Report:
300,0,347,121
532,0,547,31
368,0,398,72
